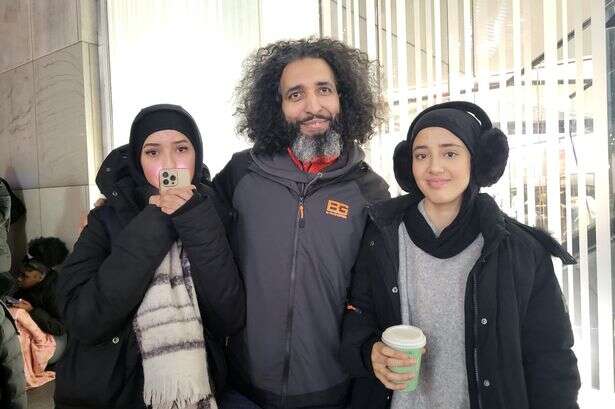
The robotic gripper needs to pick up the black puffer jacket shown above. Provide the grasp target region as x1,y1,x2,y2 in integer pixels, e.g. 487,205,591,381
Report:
341,194,580,409
54,144,245,409
0,299,27,409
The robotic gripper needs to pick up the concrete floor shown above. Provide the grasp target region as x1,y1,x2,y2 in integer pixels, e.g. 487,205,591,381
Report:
27,380,54,409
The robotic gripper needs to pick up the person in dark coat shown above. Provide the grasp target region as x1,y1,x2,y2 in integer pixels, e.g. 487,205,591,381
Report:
0,272,26,409
13,259,64,336
55,104,245,409
341,101,580,409
10,236,69,338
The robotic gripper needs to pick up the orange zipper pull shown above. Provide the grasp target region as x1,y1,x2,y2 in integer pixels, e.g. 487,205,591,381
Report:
298,203,305,228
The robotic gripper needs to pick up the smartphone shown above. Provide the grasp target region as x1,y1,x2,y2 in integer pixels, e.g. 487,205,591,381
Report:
4,296,19,306
159,168,191,192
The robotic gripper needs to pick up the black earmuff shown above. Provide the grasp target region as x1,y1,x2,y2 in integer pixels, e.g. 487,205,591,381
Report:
393,140,414,193
472,127,509,187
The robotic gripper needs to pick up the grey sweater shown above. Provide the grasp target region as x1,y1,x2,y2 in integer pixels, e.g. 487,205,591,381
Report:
392,201,483,409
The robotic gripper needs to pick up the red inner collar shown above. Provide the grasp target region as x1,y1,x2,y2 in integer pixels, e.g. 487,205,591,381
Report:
287,148,338,174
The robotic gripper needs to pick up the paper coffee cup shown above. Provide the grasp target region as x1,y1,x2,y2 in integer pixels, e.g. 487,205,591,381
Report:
381,325,426,392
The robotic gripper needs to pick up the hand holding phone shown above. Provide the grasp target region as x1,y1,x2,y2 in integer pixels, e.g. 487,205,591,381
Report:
151,168,195,214
12,299,33,311
3,296,19,306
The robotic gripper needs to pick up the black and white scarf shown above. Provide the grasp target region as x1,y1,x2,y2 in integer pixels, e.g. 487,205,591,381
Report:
133,241,217,409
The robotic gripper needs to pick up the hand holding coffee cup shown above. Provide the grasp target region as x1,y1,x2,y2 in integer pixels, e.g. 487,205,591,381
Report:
373,325,426,392
371,341,417,390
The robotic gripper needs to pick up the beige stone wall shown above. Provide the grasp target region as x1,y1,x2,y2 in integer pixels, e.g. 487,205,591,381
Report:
0,0,101,264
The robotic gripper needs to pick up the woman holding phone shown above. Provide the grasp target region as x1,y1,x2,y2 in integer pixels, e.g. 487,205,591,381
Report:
55,104,244,409
341,101,580,409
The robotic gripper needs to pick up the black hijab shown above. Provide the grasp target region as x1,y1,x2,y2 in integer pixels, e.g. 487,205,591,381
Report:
128,104,204,187
127,104,204,207
399,102,509,258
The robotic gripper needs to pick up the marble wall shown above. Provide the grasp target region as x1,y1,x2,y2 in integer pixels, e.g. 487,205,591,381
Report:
0,0,101,265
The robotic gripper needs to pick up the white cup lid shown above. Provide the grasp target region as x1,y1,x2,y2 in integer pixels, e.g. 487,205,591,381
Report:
382,325,426,349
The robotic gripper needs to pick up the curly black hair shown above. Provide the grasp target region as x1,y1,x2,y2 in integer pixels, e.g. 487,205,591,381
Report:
235,37,384,155
26,236,69,268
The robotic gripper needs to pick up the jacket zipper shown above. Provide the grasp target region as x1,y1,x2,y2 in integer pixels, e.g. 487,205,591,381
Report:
298,198,305,228
280,173,322,407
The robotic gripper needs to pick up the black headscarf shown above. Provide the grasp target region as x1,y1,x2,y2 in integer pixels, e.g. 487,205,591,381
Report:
128,104,204,187
126,104,204,208
398,102,509,258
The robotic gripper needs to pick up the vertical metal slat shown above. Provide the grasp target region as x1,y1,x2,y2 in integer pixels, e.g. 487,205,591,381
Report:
397,0,410,132
590,0,614,392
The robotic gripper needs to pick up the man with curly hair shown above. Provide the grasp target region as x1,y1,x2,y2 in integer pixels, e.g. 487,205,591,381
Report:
214,38,390,409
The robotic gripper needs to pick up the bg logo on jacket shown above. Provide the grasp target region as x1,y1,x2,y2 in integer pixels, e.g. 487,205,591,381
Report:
326,199,350,219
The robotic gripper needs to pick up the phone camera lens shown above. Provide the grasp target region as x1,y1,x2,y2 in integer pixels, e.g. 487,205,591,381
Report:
163,179,169,185
170,175,177,181
162,171,169,178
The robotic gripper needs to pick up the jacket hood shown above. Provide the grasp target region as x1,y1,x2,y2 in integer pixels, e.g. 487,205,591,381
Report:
250,142,366,183
96,145,132,199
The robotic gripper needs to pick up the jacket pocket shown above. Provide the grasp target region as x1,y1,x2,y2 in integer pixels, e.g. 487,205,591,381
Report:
55,325,142,407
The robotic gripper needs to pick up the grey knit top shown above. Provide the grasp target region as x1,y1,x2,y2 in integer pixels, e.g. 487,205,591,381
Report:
391,200,483,409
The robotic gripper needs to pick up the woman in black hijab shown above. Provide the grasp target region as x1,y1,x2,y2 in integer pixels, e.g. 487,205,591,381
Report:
341,101,580,409
55,104,244,409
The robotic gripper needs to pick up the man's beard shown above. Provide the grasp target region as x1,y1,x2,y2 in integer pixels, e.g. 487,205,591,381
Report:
286,117,344,163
